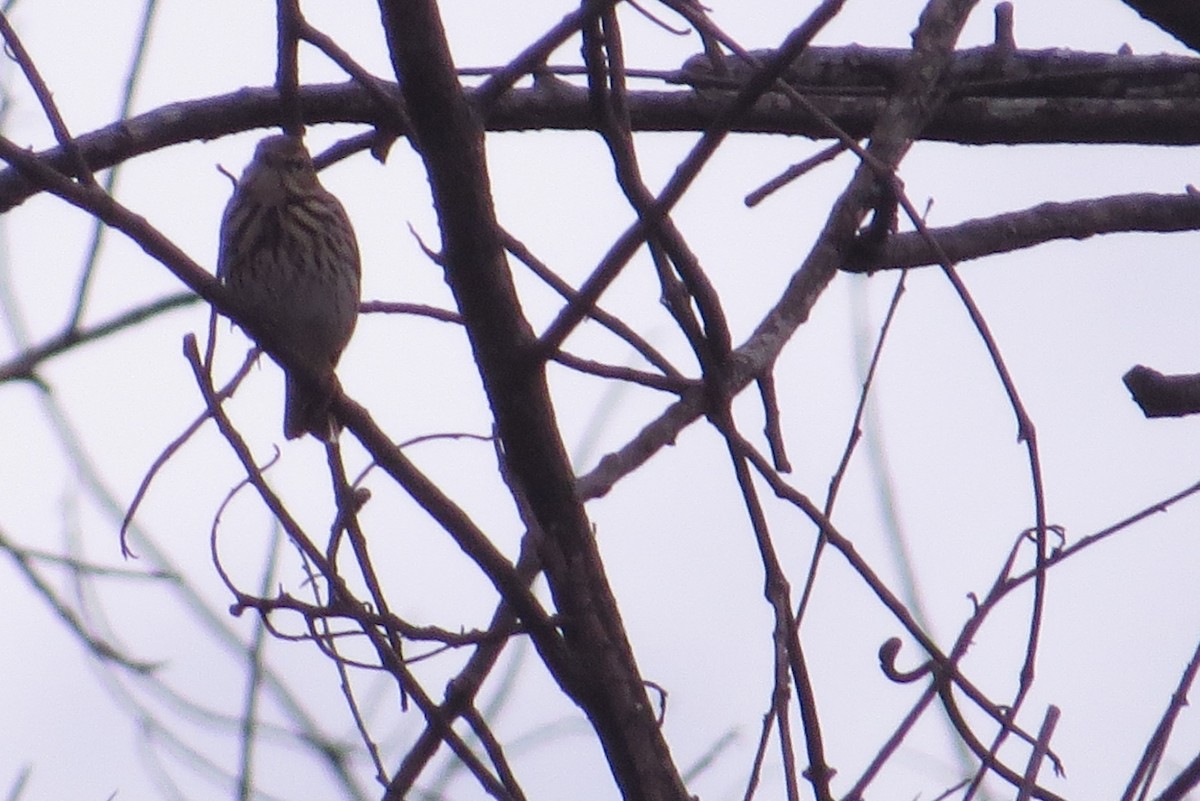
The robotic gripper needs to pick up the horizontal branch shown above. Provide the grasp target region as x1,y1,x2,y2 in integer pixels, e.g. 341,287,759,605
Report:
1124,365,1200,417
846,192,1200,271
2,44,1200,212
489,86,1200,144
674,45,1200,101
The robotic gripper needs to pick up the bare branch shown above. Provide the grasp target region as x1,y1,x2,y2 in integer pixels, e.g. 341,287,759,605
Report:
848,192,1200,271
2,46,1200,212
377,1,689,796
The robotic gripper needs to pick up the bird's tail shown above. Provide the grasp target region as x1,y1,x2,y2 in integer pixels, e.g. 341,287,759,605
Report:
284,370,338,441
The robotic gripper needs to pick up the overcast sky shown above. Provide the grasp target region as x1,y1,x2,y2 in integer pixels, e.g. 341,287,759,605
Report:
1,2,1197,800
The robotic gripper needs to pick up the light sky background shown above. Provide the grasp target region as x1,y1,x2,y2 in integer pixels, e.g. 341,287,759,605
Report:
1,1,1198,800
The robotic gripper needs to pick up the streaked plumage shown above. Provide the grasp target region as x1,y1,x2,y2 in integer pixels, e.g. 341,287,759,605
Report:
218,135,361,440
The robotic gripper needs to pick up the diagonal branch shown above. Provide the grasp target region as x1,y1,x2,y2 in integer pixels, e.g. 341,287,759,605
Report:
579,0,982,501
0,292,196,384
577,188,1200,501
848,191,1200,271
0,131,566,694
374,2,689,798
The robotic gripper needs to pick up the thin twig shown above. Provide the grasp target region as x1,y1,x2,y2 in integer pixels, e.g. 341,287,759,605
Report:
186,334,515,800
717,416,832,801
0,525,159,673
733,432,1056,759
1122,637,1200,801
0,292,196,384
745,141,851,207
234,523,283,801
120,347,258,557
472,0,615,109
462,705,529,801
536,0,850,360
325,440,410,708
502,229,685,379
275,0,302,135
0,12,95,185
1017,706,1061,801
64,0,159,331
741,706,776,801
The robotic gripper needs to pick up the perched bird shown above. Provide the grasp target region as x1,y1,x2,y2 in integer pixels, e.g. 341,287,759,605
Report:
217,134,361,440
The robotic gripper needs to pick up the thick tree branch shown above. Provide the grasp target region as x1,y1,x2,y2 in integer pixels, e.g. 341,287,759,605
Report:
374,2,689,799
1118,0,1200,52
2,44,1200,212
1124,366,1200,418
847,192,1200,270
677,45,1200,101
